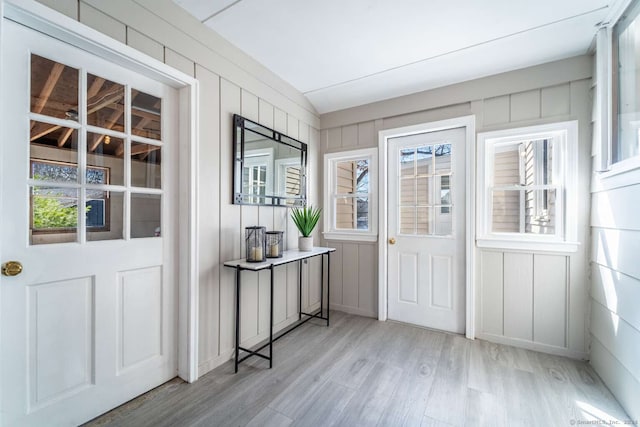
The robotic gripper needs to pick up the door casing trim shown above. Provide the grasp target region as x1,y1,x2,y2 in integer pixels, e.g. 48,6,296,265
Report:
0,0,200,382
377,115,476,339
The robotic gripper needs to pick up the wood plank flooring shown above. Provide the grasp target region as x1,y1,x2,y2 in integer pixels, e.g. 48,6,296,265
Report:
85,312,630,427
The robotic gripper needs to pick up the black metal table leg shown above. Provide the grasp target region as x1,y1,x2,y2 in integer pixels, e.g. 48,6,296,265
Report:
327,252,330,326
298,259,302,321
320,253,324,319
235,265,241,373
269,265,274,368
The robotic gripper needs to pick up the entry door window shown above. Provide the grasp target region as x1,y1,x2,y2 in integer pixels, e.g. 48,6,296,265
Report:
29,54,163,244
398,143,453,236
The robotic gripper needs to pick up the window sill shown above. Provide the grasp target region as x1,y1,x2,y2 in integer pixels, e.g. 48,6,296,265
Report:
323,232,377,243
476,238,580,253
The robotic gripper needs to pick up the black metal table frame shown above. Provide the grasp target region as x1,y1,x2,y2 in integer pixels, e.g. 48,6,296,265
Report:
226,250,331,373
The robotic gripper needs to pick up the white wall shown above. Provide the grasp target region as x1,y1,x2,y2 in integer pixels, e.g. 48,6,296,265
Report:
320,56,593,359
590,51,640,420
35,0,322,377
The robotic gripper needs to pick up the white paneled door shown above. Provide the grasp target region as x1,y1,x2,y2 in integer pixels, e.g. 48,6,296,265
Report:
387,128,465,333
0,21,178,426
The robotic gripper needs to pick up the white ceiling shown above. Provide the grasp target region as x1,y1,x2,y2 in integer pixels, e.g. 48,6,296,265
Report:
174,0,615,114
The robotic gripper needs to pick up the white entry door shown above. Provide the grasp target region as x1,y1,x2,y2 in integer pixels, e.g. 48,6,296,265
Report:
0,21,178,426
387,127,466,333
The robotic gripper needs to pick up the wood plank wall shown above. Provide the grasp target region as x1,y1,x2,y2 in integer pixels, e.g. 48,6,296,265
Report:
319,58,592,361
34,0,323,377
590,55,640,420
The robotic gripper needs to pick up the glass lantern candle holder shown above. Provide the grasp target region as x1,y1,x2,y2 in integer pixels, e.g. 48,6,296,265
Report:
265,231,284,258
245,226,266,262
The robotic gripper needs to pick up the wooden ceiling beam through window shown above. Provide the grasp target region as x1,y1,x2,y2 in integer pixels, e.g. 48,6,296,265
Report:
31,62,65,117
57,127,74,147
87,77,106,98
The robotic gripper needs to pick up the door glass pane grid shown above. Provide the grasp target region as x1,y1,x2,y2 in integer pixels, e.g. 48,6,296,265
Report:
398,143,453,236
28,54,164,244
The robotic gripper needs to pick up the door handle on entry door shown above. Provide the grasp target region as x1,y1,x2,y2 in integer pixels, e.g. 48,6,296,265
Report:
388,238,396,245
1,261,23,277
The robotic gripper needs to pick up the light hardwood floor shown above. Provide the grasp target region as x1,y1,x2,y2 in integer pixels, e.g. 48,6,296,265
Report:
86,311,630,426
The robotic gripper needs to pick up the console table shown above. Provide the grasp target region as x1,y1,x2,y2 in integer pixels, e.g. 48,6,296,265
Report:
223,247,335,373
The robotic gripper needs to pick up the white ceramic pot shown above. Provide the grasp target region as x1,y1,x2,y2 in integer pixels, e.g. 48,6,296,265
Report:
298,236,313,251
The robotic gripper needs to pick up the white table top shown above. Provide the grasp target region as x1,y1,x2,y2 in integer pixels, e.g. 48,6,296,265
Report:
223,247,335,271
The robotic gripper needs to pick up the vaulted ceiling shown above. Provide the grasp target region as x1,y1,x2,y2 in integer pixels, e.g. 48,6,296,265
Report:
174,0,617,114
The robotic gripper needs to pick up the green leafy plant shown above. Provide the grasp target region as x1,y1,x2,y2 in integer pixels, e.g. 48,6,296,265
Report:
291,205,322,237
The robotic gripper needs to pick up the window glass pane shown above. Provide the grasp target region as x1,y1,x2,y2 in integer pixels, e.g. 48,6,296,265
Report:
335,196,357,229
400,207,416,234
131,89,161,140
357,196,369,230
614,1,640,163
400,178,416,206
400,148,415,177
523,139,552,186
31,127,78,182
87,191,123,241
416,176,432,206
416,146,433,175
493,143,521,186
131,193,161,238
492,189,521,233
416,207,433,235
336,160,357,194
435,206,452,236
31,186,78,245
87,74,125,132
30,55,78,121
87,132,123,186
131,142,161,189
439,175,451,206
524,189,556,235
433,144,451,174
285,165,301,197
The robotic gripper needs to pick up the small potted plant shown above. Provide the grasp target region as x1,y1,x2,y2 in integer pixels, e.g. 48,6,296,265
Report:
291,205,322,251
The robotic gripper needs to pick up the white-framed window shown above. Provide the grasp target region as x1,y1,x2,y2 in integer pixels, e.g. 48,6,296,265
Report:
477,121,579,252
324,147,378,242
613,0,640,165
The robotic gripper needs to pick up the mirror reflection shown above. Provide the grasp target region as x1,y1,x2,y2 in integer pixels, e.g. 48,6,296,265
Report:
234,115,306,206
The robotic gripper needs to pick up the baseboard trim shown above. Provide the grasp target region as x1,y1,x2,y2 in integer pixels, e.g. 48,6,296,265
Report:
330,303,377,318
477,332,588,360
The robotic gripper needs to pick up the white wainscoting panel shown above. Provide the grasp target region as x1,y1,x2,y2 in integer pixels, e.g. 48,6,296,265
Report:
117,267,163,373
29,277,94,408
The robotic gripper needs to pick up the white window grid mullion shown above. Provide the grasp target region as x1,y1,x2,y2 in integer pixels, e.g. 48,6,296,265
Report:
124,84,132,240
131,134,163,147
86,124,127,140
28,113,82,130
78,68,88,244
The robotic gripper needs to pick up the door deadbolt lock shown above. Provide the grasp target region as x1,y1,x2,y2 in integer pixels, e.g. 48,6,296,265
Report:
388,238,396,245
2,261,23,277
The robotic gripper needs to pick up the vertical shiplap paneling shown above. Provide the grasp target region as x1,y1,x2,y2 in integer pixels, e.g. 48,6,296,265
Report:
503,252,533,341
36,0,77,19
541,84,571,118
569,78,591,354
79,3,126,43
482,96,510,127
341,124,358,149
329,242,344,305
533,254,567,347
218,78,242,355
327,128,342,150
357,121,375,148
127,28,164,62
195,65,220,366
271,106,288,325
286,116,300,319
480,250,503,336
257,98,275,334
239,90,260,341
510,90,541,122
358,244,377,314
164,48,194,77
341,243,359,308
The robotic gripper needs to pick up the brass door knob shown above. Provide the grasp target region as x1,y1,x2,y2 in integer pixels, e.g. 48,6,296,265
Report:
2,261,23,277
388,238,396,245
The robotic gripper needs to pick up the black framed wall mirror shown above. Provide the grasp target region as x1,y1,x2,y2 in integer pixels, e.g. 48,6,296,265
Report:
233,114,307,207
